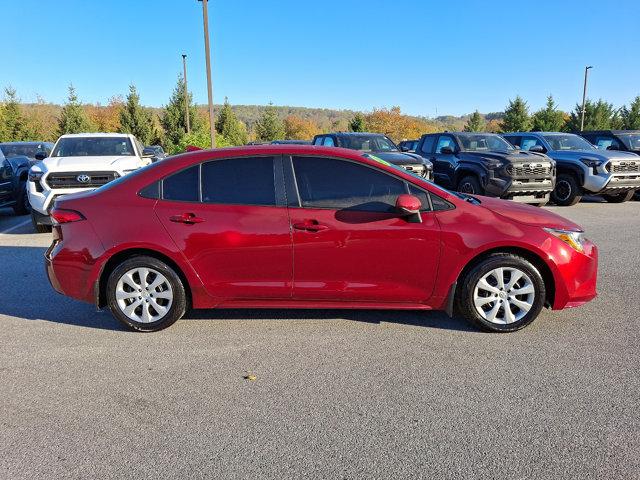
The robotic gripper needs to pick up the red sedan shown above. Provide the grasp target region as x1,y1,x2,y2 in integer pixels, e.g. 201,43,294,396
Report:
45,145,598,332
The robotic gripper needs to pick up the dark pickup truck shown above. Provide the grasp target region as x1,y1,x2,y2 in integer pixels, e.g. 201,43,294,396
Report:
0,147,31,215
416,132,555,205
312,132,433,180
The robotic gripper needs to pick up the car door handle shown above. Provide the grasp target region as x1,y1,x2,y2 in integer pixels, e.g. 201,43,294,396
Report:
169,213,205,225
292,221,329,232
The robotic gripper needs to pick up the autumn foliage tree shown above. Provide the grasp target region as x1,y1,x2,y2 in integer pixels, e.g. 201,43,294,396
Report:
87,96,123,133
284,114,319,140
364,106,436,142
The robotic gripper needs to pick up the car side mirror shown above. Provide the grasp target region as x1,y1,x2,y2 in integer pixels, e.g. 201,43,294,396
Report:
34,151,47,161
606,145,619,151
400,146,409,152
440,146,454,155
529,145,546,154
395,194,422,223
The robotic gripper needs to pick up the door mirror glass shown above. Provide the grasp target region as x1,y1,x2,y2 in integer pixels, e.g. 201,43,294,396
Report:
440,146,454,155
606,144,619,151
34,151,47,161
528,145,546,154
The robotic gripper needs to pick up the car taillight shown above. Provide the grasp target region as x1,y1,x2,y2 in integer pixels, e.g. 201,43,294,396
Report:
50,208,85,224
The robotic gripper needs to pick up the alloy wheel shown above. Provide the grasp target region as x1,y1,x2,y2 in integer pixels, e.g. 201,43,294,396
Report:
472,267,535,324
555,180,572,202
460,182,476,194
115,267,173,323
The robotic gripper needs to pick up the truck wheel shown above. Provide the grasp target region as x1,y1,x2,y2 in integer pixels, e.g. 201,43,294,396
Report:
457,176,483,195
12,182,30,215
602,191,635,203
551,174,582,206
31,212,52,233
457,253,546,332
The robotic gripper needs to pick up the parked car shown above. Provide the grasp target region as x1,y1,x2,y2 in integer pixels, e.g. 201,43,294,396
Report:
398,140,418,152
28,133,153,232
0,141,54,165
142,145,166,162
503,132,640,206
0,147,30,215
312,132,433,180
271,140,312,145
416,132,555,205
45,145,597,333
577,130,640,155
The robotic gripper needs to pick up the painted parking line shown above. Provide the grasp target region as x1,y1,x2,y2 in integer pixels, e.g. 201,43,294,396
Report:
0,219,32,235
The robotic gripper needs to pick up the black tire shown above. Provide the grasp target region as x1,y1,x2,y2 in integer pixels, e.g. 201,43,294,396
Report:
602,191,635,203
457,175,483,195
106,255,187,332
12,182,30,215
551,174,582,206
456,253,546,333
31,212,52,233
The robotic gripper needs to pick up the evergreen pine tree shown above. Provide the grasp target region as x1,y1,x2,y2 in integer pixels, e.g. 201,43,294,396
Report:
254,103,285,141
58,85,93,135
349,112,366,132
531,95,565,131
620,96,640,130
119,84,154,144
500,96,532,132
161,75,201,150
565,99,620,131
0,87,29,141
463,110,485,132
215,97,248,145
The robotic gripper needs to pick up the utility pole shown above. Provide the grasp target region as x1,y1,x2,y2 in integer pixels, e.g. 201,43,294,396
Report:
182,54,190,134
580,66,593,131
198,0,216,148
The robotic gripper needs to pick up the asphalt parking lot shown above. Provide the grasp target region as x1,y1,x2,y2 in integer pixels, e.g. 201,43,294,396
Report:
0,201,638,479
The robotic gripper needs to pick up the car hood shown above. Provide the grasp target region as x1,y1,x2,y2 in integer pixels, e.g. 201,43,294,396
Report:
371,151,432,166
476,195,582,231
41,155,138,171
460,150,551,164
548,149,639,161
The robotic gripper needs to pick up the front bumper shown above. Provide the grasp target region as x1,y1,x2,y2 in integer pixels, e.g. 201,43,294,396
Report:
550,239,598,310
484,163,555,201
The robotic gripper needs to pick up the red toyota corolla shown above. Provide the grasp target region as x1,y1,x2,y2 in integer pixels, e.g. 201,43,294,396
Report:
44,145,597,332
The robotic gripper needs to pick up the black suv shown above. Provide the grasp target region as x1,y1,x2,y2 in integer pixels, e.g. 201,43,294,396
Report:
415,132,555,205
312,132,433,180
578,130,640,155
0,146,30,215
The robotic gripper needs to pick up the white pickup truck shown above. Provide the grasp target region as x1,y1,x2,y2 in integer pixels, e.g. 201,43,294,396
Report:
28,133,152,232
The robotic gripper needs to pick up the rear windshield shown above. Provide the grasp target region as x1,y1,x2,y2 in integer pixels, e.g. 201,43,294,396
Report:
52,137,135,157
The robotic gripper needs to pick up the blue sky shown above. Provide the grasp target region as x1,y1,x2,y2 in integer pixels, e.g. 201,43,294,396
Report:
2,0,639,116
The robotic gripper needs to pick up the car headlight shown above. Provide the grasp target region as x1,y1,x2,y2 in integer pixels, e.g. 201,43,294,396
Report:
579,158,603,168
28,170,43,182
543,228,585,253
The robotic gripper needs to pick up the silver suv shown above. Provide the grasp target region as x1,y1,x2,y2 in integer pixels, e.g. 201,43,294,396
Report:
503,132,640,206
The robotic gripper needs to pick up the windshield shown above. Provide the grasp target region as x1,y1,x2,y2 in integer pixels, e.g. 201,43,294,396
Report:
619,134,640,150
543,134,595,151
51,137,135,157
340,135,398,152
0,143,48,159
458,134,513,152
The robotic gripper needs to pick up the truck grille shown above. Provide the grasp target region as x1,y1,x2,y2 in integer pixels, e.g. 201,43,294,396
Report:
46,171,119,189
608,160,640,174
506,163,552,177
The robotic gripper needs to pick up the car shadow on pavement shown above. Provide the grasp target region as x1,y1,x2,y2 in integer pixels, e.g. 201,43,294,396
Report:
184,309,477,332
0,245,474,333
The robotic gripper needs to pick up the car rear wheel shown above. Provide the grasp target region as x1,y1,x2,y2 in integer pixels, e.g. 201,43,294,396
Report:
457,175,483,195
551,174,582,206
106,256,187,332
31,212,52,233
457,254,546,332
13,182,30,215
602,191,635,203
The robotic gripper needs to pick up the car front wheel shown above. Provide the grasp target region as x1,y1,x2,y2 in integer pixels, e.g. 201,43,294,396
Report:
551,174,582,206
13,182,31,215
106,256,187,332
457,175,483,195
457,254,546,332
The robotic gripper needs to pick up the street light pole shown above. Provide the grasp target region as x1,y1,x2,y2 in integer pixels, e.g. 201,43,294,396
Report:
182,54,190,134
580,65,593,131
199,0,216,148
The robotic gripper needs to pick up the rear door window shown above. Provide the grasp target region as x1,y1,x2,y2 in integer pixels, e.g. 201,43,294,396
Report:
162,165,199,202
322,137,335,147
520,136,544,151
202,156,276,206
435,135,456,153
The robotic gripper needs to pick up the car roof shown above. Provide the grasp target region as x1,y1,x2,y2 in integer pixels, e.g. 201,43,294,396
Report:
0,141,53,146
58,133,133,138
503,132,570,136
321,132,387,137
580,130,640,135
